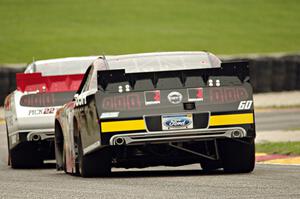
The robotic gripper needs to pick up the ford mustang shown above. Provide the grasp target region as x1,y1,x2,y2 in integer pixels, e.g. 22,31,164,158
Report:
54,52,255,177
4,56,98,168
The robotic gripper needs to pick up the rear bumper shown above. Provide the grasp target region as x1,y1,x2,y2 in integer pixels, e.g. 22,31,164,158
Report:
25,129,55,141
8,129,54,149
109,127,247,146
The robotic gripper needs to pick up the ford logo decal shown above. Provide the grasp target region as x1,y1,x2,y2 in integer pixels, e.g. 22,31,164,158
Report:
164,118,191,128
168,91,183,104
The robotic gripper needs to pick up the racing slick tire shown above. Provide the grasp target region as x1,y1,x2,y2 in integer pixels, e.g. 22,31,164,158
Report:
77,133,111,177
6,124,11,166
200,160,222,172
10,143,44,169
219,138,255,174
62,144,67,173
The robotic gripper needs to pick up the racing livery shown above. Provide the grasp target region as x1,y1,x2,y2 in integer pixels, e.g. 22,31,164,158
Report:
54,52,255,177
4,56,98,168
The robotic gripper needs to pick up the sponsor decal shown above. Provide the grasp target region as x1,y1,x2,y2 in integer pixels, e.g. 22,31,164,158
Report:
75,95,87,106
20,92,75,107
100,112,120,119
208,86,248,104
144,90,160,105
188,88,203,102
102,93,142,111
167,91,183,104
162,114,193,130
28,107,56,116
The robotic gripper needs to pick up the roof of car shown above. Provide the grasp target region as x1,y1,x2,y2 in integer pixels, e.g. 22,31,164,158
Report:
32,56,100,65
108,51,212,59
105,51,221,73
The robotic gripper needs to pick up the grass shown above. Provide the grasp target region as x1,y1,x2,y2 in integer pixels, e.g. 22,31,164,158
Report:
0,0,300,63
287,127,300,131
256,142,300,155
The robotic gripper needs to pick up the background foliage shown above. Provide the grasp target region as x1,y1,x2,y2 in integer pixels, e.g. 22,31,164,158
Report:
0,0,299,63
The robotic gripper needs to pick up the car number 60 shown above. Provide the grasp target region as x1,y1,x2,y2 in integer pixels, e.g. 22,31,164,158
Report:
238,100,253,110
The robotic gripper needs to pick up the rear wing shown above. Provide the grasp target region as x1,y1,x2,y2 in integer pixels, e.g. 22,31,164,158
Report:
97,61,250,91
16,73,84,93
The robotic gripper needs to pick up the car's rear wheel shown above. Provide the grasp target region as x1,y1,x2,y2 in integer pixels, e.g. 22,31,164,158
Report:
6,124,11,166
77,133,111,177
200,160,222,172
62,143,67,173
219,138,255,173
10,143,43,169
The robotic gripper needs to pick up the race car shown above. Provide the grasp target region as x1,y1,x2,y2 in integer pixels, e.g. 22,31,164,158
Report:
4,56,98,168
54,52,255,177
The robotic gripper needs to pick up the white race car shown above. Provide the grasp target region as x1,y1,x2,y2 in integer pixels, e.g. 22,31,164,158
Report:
4,56,98,168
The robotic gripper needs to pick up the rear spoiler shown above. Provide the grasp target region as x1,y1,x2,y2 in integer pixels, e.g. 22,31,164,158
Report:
16,73,84,93
97,61,249,90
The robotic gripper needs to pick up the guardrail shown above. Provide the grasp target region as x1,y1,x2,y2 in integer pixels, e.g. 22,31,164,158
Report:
0,54,300,105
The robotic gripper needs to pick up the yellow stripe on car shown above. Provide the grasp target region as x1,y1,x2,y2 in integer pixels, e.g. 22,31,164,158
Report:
100,113,254,133
101,119,146,133
209,113,254,126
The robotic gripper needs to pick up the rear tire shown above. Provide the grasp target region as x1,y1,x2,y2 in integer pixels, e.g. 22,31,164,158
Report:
201,160,222,172
77,133,111,177
10,144,44,169
219,138,255,173
62,144,67,173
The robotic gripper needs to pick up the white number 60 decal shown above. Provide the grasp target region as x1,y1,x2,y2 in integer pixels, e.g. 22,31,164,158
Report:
238,100,253,110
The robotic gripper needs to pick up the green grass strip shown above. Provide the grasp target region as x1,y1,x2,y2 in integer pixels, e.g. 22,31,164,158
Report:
1,0,300,63
256,142,300,155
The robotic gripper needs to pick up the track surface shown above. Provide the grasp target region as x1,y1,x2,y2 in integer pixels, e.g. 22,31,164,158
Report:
255,109,300,131
0,109,300,198
0,163,300,198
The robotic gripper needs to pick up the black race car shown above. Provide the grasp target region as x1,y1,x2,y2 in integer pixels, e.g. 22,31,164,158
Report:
54,52,255,177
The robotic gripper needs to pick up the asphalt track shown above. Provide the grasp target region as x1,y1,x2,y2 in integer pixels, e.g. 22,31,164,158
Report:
255,108,300,131
0,110,299,198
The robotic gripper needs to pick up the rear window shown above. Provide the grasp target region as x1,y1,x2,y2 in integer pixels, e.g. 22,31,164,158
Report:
25,58,96,76
106,52,221,73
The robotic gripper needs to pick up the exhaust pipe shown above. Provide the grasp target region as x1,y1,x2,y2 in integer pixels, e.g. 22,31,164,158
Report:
32,134,41,141
231,130,243,138
115,137,125,145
